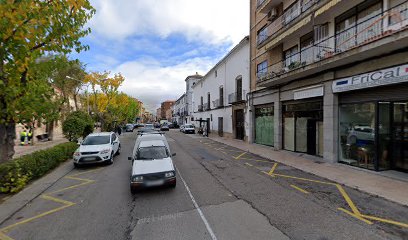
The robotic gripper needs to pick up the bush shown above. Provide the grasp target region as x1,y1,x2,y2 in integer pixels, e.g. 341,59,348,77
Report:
0,142,77,193
62,111,94,141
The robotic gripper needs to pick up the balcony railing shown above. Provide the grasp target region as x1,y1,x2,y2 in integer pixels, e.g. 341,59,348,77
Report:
228,90,247,104
256,0,267,9
257,2,408,83
203,104,211,111
212,98,224,108
257,0,318,46
198,104,203,112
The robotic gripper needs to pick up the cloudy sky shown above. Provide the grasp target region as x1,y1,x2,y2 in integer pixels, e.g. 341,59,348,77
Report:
73,0,249,112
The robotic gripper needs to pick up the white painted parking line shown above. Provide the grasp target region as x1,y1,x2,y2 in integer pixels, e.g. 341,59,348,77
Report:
175,166,218,240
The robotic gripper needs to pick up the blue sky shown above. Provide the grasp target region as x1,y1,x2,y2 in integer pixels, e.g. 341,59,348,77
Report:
72,0,249,112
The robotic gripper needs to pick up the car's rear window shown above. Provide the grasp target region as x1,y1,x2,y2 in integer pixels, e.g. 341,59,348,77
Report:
82,136,110,145
137,146,168,160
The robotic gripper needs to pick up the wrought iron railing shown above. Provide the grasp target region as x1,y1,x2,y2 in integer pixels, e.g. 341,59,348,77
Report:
198,104,203,112
257,0,318,46
213,98,224,108
256,1,408,83
228,90,247,104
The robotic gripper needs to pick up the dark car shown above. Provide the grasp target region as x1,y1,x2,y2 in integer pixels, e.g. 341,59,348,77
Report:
125,124,134,132
160,125,169,131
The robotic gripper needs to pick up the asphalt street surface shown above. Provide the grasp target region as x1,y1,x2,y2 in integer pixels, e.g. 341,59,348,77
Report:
0,130,407,240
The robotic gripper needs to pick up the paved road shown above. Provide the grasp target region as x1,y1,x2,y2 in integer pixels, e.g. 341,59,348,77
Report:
0,130,407,240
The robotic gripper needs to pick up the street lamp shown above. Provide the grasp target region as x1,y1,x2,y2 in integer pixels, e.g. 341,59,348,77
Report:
66,76,90,114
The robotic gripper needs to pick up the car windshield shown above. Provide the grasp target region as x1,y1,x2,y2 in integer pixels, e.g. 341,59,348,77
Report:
82,136,110,145
137,146,168,160
185,124,193,128
145,124,154,129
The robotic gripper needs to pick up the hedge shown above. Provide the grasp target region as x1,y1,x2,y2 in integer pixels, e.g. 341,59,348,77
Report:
0,142,78,193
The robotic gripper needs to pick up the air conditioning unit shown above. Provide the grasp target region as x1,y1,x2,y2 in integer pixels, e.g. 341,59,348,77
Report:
267,8,277,21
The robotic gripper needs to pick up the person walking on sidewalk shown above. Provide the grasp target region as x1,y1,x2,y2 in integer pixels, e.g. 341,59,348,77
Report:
27,128,33,145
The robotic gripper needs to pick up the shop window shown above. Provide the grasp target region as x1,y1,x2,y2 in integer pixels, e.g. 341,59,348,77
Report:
339,103,376,170
255,106,274,146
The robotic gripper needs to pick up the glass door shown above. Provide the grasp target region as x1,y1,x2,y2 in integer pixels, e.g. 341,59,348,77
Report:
393,102,408,171
378,102,391,170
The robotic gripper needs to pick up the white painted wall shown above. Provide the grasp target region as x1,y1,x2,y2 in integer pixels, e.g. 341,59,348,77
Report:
192,38,250,137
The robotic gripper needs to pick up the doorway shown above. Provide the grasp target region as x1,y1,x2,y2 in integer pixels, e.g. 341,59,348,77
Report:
235,109,245,140
218,117,223,137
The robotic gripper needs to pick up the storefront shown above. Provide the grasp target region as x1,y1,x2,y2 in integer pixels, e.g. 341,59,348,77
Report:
255,105,274,146
333,64,408,172
282,98,324,156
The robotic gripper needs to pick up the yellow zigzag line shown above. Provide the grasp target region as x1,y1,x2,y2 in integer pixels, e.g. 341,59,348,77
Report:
0,169,100,239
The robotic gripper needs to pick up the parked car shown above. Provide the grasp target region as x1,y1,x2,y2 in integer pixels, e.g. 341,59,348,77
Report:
125,124,134,132
73,132,120,167
183,124,195,134
154,122,160,128
129,140,176,193
145,123,154,129
160,125,169,131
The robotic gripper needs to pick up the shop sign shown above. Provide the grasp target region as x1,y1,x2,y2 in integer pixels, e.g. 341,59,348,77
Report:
293,85,324,100
332,64,408,93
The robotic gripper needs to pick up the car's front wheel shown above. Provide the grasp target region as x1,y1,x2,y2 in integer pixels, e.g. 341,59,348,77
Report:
107,153,114,165
130,186,138,194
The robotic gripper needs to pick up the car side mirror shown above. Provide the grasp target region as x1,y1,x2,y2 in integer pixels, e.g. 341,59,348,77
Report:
172,153,176,157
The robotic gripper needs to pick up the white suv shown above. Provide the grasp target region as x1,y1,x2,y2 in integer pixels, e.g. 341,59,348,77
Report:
73,132,120,167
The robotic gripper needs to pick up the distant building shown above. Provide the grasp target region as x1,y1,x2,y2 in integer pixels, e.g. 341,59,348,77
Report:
156,108,161,121
160,100,175,120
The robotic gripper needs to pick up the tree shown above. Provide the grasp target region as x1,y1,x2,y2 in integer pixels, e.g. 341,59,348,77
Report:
62,111,94,142
0,1,95,162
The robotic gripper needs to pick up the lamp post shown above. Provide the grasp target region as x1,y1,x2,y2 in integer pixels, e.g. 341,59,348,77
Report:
66,76,90,114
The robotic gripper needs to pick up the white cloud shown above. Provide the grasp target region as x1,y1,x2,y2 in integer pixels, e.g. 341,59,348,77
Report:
114,57,215,112
89,0,249,45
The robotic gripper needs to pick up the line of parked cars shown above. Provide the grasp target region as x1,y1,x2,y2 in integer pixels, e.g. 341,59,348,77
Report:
73,123,177,194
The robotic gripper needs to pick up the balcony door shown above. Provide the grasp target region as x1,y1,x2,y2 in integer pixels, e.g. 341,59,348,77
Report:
236,77,242,102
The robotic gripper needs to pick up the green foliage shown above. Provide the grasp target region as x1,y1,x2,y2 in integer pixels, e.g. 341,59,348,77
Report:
62,111,94,141
0,142,77,193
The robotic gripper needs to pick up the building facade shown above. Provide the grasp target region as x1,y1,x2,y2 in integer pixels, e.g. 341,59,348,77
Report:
185,73,203,124
250,0,408,172
173,94,187,125
161,100,175,121
192,37,251,140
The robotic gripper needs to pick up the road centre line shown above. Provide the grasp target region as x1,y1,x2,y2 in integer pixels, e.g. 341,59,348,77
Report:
290,184,309,194
175,167,217,240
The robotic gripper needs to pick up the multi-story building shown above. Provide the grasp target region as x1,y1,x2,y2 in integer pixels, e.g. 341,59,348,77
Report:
173,94,187,125
185,73,203,124
192,36,250,140
161,100,175,121
250,0,408,172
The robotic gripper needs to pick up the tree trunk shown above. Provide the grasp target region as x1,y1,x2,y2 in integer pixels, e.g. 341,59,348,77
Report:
73,93,79,111
0,121,16,163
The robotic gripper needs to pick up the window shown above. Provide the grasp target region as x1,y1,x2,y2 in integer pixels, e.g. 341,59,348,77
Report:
207,92,211,109
236,77,243,101
82,136,110,145
257,61,268,79
215,70,218,77
335,0,382,52
137,146,169,160
300,31,314,64
219,86,224,106
284,46,299,68
257,26,268,44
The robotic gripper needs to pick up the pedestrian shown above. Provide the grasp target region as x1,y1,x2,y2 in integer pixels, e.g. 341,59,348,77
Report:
20,129,27,145
27,128,33,145
116,125,122,135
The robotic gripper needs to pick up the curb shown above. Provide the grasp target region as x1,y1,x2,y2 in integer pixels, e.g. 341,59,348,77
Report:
0,161,74,225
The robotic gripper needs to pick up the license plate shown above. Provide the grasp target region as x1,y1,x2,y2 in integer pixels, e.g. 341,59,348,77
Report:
83,157,95,161
145,180,164,187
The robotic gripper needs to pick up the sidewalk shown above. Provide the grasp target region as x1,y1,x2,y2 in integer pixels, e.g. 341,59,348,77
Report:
13,136,68,159
208,135,408,206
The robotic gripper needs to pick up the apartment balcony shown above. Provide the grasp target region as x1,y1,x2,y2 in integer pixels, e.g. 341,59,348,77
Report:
203,103,211,111
257,2,408,87
212,99,224,109
257,0,281,14
228,90,247,104
257,0,321,48
198,105,203,112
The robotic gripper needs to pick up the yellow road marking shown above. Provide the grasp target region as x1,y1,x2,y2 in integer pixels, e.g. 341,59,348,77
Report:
262,171,333,185
338,208,373,225
215,146,227,150
244,163,253,167
234,152,247,160
290,184,309,194
335,184,361,216
0,231,14,240
361,214,408,228
0,169,99,236
268,163,278,175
